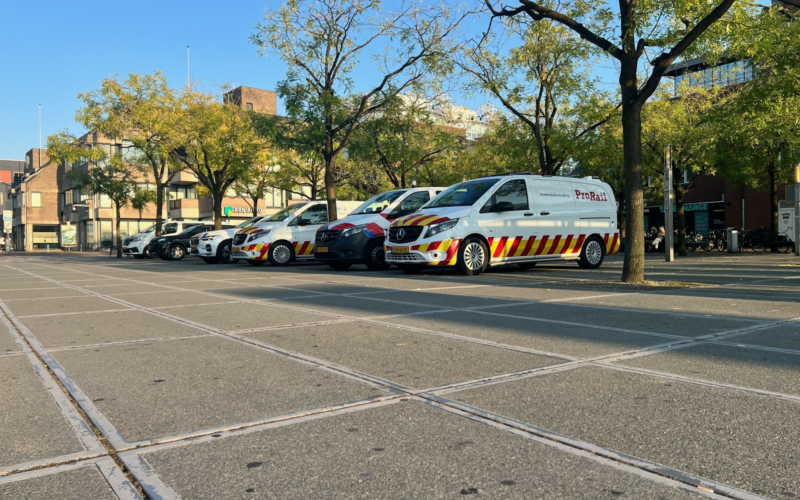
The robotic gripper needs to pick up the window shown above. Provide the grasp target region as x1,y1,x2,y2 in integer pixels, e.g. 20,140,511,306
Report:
59,193,65,212
351,190,408,215
119,140,138,162
100,220,113,248
13,172,24,186
394,191,430,216
298,204,328,225
31,192,41,207
100,194,112,208
487,180,529,211
162,222,178,234
73,188,82,204
246,102,254,110
428,178,500,208
169,185,197,200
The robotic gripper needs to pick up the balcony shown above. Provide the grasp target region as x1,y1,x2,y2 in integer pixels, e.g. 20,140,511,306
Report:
169,170,198,185
168,198,200,219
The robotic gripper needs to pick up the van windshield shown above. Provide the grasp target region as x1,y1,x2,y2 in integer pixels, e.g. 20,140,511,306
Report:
351,190,408,214
141,224,156,234
425,179,500,208
263,203,308,222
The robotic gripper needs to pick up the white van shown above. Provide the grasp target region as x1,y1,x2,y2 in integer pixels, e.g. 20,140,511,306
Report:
385,173,620,275
122,220,201,259
231,200,362,266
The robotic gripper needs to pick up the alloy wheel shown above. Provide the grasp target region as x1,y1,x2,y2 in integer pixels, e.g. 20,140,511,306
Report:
273,245,292,264
586,240,603,265
463,242,485,271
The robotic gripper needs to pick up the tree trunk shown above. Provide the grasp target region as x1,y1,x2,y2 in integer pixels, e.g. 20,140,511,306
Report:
674,173,687,257
114,203,122,258
252,196,260,217
324,151,338,222
155,180,164,237
620,101,646,283
213,192,223,230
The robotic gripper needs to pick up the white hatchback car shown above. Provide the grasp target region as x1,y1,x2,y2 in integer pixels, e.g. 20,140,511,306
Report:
385,173,620,275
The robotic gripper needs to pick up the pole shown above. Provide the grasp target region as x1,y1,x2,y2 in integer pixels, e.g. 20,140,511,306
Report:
664,145,674,262
794,165,800,257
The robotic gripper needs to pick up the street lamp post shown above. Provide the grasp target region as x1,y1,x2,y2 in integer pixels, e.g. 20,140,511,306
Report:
664,145,674,262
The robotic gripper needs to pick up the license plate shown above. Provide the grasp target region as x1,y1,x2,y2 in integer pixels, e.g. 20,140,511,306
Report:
392,246,410,254
317,247,328,253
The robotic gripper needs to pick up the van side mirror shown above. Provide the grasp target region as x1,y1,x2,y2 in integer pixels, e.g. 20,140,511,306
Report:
494,201,515,213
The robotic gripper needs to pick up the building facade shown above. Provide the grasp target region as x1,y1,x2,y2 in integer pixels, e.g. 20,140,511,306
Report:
8,150,61,250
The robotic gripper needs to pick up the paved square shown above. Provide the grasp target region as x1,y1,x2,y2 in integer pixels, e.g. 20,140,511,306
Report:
1,252,799,499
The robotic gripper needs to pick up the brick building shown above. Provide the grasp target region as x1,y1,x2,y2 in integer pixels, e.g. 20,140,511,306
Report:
8,150,61,250
0,159,26,211
223,86,278,115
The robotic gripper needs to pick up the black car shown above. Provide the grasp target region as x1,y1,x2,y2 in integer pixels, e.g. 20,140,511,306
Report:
150,224,216,261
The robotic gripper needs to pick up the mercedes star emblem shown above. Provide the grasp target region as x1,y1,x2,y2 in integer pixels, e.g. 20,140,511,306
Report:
397,228,406,241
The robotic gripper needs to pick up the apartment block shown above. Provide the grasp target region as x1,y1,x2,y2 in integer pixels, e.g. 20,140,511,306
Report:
223,86,278,115
8,150,61,250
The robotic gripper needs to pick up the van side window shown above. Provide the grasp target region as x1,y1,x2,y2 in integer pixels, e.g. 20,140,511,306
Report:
397,191,430,215
299,204,328,224
163,223,178,234
492,180,529,211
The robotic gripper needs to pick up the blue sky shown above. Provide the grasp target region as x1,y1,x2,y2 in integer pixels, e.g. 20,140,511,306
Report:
0,0,620,161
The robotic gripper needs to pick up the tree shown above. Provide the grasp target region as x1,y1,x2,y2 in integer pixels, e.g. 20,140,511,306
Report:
348,96,464,188
641,86,726,255
459,6,618,175
487,0,749,282
76,72,179,237
47,131,156,258
251,0,468,221
172,90,269,230
231,161,278,216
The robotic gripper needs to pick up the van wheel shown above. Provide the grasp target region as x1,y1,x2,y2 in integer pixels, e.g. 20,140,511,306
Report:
578,236,605,269
397,265,422,275
268,242,294,266
216,241,235,264
456,237,489,276
518,262,537,269
328,262,352,271
364,239,390,271
247,260,267,266
202,257,218,264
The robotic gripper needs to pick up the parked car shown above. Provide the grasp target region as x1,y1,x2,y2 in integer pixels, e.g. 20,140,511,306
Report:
150,223,232,261
123,220,201,258
191,215,273,264
385,172,620,275
231,200,361,266
314,187,444,270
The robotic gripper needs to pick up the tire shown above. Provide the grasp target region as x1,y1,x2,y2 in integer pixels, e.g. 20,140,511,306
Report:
328,262,352,271
517,262,537,269
751,236,766,252
456,237,489,276
202,257,218,264
397,264,423,275
247,259,267,266
168,244,186,261
268,241,294,266
578,236,605,269
364,239,390,271
216,241,236,264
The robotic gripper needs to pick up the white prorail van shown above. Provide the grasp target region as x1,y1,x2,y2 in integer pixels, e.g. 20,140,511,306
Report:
231,200,362,266
385,173,620,275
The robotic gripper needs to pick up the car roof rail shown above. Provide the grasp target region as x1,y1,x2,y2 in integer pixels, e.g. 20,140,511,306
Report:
475,170,536,179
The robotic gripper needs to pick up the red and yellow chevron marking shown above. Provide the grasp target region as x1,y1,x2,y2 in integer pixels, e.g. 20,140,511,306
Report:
237,227,266,236
293,241,315,256
485,233,589,259
605,232,621,254
231,242,271,260
390,214,450,227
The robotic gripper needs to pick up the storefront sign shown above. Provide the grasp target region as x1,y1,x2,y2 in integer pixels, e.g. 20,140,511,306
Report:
2,210,11,232
655,203,708,213
61,224,77,246
223,207,262,217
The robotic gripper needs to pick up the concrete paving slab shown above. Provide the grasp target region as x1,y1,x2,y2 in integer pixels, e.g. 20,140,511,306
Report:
353,290,515,310
280,295,443,318
380,311,672,358
84,283,170,295
316,275,478,291
0,288,88,301
143,400,702,500
430,284,630,303
0,356,85,467
21,310,206,349
452,365,800,499
1,321,21,353
206,286,325,301
246,322,561,389
733,324,800,351
618,342,800,396
577,289,800,320
0,465,116,500
166,302,337,331
484,303,749,336
0,281,58,291
108,290,226,308
4,296,122,317
167,280,247,290
61,279,129,287
51,336,385,442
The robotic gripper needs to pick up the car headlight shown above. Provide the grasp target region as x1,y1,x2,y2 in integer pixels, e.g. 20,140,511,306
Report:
130,235,142,242
424,219,458,239
340,224,366,239
247,229,271,242
203,235,221,241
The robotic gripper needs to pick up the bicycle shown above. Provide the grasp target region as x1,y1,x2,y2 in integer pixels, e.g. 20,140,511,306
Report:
740,228,767,252
773,228,794,254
